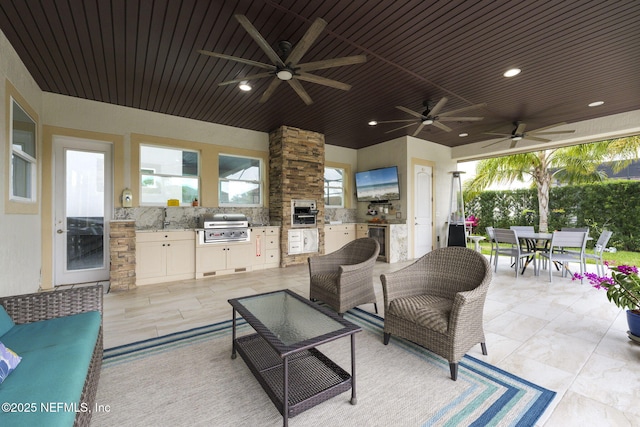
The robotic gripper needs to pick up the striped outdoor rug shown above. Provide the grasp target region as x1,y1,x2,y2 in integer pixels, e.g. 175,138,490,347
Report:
92,308,555,426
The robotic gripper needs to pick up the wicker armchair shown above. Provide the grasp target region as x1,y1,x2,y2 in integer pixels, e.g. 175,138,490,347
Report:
308,237,380,315
381,247,492,380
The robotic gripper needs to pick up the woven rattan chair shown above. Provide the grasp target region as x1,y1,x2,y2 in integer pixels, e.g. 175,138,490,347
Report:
308,237,380,315
381,247,492,380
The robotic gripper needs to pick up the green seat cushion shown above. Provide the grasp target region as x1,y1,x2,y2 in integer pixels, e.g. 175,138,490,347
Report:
0,311,101,427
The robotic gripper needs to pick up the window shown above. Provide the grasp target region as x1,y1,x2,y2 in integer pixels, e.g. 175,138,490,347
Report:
140,145,199,205
324,167,345,207
219,154,262,206
10,99,37,201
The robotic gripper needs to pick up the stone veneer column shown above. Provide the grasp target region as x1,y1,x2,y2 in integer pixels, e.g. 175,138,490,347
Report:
109,220,136,291
269,125,325,267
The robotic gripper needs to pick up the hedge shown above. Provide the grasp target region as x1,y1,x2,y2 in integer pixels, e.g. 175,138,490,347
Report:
465,180,640,251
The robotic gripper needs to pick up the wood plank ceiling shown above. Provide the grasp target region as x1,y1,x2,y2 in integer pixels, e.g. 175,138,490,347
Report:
1,0,639,149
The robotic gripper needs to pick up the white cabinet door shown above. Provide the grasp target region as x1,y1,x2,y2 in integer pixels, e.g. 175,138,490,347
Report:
227,244,253,269
136,241,166,280
166,239,196,276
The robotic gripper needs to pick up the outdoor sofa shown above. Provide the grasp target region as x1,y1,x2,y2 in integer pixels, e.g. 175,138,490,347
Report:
0,285,103,426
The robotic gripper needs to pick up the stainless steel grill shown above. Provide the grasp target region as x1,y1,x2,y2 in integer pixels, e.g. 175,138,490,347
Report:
199,214,250,243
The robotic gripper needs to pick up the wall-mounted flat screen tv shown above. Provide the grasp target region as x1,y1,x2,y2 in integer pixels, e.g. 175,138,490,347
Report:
355,166,400,202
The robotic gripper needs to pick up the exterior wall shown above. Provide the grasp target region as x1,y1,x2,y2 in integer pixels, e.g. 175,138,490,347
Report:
407,136,457,255
0,29,43,296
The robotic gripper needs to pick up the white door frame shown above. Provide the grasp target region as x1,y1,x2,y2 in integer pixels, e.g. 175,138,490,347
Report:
53,136,113,285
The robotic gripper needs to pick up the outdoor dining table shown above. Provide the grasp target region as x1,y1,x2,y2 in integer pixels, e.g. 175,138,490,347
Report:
515,231,591,275
515,231,553,274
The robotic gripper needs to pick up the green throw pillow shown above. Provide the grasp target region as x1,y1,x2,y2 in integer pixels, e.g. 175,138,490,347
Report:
0,306,15,337
0,341,21,383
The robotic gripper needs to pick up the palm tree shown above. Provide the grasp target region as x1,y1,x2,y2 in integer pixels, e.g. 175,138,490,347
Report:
464,136,640,232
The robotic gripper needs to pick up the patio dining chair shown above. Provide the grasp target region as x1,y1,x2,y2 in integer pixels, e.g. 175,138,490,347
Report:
485,226,498,265
538,231,588,283
565,230,612,276
493,228,537,277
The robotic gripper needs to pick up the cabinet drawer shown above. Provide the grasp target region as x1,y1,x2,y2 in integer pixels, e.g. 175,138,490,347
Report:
265,248,280,262
265,237,279,249
265,227,279,236
136,230,194,242
325,224,354,232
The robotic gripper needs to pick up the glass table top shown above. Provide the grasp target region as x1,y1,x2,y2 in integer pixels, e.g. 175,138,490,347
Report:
231,290,355,347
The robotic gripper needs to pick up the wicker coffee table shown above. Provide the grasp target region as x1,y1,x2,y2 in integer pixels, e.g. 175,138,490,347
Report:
229,289,362,426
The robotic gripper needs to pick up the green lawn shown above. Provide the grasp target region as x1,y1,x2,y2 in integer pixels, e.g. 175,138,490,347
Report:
472,242,640,268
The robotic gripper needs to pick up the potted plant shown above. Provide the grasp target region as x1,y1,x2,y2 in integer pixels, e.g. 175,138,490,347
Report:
574,263,640,341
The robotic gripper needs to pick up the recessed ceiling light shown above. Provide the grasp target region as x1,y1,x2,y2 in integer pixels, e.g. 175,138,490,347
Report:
458,133,469,137
503,68,521,78
368,120,378,126
588,101,604,107
238,81,252,91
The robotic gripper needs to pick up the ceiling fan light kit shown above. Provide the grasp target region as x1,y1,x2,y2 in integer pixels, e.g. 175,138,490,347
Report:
198,14,367,105
376,97,487,136
238,81,252,91
276,69,294,81
482,121,576,149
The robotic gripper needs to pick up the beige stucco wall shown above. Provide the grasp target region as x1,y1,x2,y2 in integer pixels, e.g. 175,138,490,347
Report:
0,29,43,296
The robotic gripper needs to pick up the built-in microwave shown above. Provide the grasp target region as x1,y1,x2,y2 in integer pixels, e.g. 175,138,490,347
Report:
291,199,318,227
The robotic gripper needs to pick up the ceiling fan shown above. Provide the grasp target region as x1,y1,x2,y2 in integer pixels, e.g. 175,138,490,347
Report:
373,97,486,136
483,121,576,148
197,14,367,105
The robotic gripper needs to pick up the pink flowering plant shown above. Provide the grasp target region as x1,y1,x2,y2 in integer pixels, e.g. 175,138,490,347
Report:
574,263,640,313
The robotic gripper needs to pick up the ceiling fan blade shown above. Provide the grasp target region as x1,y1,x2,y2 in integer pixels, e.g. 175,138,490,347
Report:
483,131,511,137
432,121,452,132
526,122,567,133
197,50,274,70
510,139,519,149
412,123,426,136
234,15,285,67
297,55,367,72
218,72,274,86
396,105,423,119
514,122,527,134
438,116,484,122
483,138,509,148
296,72,351,90
523,135,551,143
384,123,417,134
259,78,282,103
375,119,416,124
438,102,487,117
286,17,327,65
288,79,313,105
529,130,576,136
428,97,449,116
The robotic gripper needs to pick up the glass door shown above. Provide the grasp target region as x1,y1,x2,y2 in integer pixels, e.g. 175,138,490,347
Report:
54,137,112,285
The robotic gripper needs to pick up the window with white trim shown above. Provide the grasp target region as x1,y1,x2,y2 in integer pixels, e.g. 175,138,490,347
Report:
10,99,37,201
324,167,345,208
219,154,262,206
140,145,199,205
